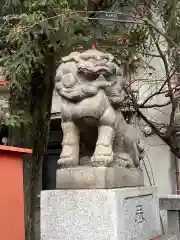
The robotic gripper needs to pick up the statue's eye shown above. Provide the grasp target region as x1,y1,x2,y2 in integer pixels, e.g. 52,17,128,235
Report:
81,56,87,61
103,56,109,60
87,57,94,60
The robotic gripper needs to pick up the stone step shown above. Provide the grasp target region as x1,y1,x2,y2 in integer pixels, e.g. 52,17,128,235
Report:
152,234,178,240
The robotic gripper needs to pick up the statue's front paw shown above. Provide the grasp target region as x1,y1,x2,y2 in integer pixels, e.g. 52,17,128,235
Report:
58,157,79,168
115,153,134,168
58,145,79,167
91,145,113,167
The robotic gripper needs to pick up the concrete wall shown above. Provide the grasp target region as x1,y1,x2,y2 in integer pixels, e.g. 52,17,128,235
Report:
127,28,178,196
137,122,176,195
51,90,61,115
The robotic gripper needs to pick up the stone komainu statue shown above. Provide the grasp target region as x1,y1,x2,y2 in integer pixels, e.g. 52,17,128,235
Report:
55,49,144,168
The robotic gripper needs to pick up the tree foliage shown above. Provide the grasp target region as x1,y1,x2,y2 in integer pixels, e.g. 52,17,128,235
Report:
0,0,151,129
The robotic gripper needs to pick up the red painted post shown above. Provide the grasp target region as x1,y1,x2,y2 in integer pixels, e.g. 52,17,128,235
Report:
0,145,32,240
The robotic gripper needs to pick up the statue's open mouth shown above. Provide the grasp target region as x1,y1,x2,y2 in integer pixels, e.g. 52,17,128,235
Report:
77,66,112,80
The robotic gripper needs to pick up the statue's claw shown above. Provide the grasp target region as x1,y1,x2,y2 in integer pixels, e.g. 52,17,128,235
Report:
91,145,114,167
58,145,79,167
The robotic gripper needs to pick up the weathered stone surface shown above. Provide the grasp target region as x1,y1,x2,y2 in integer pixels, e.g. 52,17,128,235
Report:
153,234,178,240
159,195,180,210
159,196,180,236
41,187,161,240
56,166,144,189
55,49,144,168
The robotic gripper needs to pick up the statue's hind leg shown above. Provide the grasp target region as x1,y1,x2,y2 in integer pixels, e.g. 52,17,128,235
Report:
114,124,144,168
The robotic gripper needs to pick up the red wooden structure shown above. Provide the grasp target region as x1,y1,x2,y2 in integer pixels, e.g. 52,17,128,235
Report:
0,145,32,240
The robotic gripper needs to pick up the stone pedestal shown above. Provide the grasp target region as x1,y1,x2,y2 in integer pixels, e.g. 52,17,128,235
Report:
160,195,180,237
56,166,144,189
41,187,162,240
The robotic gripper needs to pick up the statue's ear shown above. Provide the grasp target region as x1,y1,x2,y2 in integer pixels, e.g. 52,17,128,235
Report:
62,52,81,63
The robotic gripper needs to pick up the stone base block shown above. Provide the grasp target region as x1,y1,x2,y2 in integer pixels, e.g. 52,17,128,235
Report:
159,196,180,236
41,187,161,240
56,166,144,189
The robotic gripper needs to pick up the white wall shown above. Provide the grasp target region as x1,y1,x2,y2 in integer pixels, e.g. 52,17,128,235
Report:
137,121,176,195
129,30,177,196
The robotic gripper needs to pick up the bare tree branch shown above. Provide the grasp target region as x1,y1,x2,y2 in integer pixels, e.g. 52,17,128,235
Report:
140,88,167,106
147,22,177,137
125,87,180,158
128,0,178,48
139,100,171,108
